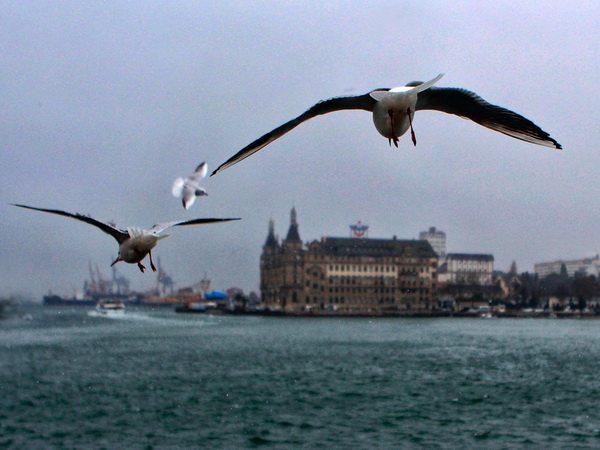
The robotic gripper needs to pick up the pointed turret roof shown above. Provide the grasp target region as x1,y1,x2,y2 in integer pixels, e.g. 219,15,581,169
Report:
264,218,278,248
285,207,301,243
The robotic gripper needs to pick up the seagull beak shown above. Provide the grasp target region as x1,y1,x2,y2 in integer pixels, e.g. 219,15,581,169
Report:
111,256,121,267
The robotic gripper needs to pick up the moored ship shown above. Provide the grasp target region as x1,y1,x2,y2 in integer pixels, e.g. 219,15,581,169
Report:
43,263,141,306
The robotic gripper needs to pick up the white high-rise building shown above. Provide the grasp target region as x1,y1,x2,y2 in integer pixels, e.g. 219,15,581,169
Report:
419,227,446,260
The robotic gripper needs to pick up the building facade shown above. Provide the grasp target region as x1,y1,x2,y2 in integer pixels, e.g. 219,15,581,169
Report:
438,253,494,285
261,209,439,314
534,256,600,278
419,226,446,260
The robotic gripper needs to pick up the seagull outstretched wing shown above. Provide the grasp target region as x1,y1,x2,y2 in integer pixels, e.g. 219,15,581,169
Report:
151,217,240,235
416,87,562,149
12,204,129,243
171,177,186,197
187,162,208,182
211,93,377,176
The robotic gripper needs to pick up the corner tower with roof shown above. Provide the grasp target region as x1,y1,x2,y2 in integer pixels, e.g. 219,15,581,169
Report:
260,208,306,309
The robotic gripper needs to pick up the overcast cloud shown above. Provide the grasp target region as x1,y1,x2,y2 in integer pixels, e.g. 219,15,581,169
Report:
1,1,598,298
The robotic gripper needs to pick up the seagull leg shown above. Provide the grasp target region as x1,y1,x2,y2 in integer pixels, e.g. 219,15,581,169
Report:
137,262,146,273
149,250,157,272
407,108,416,146
388,110,399,148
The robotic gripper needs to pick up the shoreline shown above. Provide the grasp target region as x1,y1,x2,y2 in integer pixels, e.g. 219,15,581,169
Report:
221,309,600,319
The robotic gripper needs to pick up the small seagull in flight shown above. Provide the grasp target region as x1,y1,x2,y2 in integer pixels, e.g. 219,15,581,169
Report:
211,73,562,176
172,161,208,210
12,203,240,273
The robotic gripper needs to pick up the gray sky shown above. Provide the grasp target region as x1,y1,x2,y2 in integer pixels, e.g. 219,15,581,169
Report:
2,1,599,299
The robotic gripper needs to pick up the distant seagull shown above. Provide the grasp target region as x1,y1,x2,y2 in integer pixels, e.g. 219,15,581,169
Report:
172,162,208,210
211,73,562,176
12,204,240,273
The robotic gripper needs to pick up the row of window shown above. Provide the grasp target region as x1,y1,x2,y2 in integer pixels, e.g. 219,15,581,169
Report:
305,286,432,295
327,264,397,273
325,265,436,274
328,297,398,304
326,276,398,286
309,278,430,288
448,264,492,270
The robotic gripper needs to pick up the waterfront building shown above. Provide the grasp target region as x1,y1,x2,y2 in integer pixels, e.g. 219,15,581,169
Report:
419,226,446,260
261,208,439,313
534,255,600,278
438,253,494,285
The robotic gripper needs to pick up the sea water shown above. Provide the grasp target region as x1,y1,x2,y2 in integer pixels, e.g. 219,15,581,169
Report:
1,305,600,448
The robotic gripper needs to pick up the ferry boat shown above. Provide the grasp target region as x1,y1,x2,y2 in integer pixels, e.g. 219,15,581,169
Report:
95,299,125,316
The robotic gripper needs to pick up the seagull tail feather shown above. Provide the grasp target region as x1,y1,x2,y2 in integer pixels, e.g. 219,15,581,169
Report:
410,73,444,94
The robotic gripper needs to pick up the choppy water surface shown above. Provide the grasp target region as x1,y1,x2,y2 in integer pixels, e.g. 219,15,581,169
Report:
2,306,600,448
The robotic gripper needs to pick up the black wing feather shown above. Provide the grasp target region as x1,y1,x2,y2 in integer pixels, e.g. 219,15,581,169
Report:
173,217,241,227
211,93,378,176
416,87,562,149
12,204,129,243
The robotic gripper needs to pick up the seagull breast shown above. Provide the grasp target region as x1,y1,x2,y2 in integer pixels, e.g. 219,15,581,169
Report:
371,89,416,139
119,229,163,263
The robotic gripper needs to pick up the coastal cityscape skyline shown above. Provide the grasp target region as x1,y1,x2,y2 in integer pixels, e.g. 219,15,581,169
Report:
5,204,600,301
19,206,600,305
23,206,600,320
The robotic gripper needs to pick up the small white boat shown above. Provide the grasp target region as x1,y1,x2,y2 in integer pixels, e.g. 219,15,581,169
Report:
95,300,125,316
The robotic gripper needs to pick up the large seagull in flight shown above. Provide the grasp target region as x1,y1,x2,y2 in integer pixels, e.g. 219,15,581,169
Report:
12,204,240,273
211,74,561,176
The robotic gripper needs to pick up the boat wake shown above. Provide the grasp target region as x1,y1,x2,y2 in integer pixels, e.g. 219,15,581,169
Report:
87,309,219,327
87,310,128,320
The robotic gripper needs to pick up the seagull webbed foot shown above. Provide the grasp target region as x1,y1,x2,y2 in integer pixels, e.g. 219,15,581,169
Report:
137,262,146,273
388,110,400,148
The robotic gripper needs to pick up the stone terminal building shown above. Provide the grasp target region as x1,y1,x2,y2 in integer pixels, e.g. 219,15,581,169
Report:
260,208,439,314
